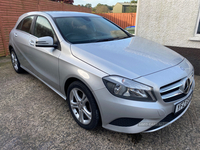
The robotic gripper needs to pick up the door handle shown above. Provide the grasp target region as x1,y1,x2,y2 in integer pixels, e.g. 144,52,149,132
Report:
14,33,17,37
29,40,35,46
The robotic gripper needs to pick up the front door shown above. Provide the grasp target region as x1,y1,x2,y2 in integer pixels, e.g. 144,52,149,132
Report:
26,16,61,91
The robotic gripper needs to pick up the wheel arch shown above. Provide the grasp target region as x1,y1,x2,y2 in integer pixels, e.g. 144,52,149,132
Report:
64,76,102,125
9,45,13,54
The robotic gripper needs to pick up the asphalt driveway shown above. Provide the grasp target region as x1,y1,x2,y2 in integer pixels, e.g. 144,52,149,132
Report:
0,56,200,150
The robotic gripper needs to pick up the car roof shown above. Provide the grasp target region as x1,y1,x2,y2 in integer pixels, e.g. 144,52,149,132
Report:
45,11,99,18
25,11,100,18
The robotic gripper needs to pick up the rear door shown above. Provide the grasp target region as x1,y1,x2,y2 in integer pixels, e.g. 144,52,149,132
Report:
27,16,61,91
12,16,36,73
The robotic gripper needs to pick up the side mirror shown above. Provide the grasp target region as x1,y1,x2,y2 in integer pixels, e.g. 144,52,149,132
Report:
36,36,57,48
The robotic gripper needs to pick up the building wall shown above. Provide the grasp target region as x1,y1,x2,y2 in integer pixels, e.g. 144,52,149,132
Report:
113,3,123,13
136,0,200,49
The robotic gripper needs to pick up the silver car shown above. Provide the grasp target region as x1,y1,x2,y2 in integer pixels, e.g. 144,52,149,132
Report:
9,11,195,133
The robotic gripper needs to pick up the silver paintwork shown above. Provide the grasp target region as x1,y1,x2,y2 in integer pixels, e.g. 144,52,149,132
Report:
145,99,192,133
9,11,195,133
71,36,184,79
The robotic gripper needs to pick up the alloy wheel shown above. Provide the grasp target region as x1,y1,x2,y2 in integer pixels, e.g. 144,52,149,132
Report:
11,51,19,71
69,88,92,125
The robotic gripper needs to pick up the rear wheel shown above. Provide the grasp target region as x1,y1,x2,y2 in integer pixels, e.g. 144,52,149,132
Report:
10,49,25,73
67,81,100,130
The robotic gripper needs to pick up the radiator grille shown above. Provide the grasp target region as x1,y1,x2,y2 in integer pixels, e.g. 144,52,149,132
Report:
160,73,194,102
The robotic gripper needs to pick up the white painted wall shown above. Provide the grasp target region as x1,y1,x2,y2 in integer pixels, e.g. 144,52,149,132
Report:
136,0,200,48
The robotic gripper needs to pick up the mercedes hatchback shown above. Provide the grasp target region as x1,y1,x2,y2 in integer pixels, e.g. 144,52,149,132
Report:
9,11,195,133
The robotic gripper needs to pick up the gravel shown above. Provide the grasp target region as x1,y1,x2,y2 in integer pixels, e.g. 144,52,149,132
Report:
0,56,199,150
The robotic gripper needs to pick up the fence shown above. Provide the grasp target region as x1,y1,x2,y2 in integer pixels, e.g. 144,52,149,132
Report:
0,0,91,57
96,13,136,29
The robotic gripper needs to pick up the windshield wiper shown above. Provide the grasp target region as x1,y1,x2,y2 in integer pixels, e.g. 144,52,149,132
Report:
95,37,129,42
72,37,131,44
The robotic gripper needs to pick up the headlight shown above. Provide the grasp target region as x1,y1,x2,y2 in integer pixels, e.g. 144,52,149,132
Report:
102,76,156,102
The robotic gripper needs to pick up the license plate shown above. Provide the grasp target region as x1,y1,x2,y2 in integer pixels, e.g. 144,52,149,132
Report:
174,94,192,114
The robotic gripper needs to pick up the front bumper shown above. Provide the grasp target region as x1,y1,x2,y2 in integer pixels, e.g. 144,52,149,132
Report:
93,80,195,134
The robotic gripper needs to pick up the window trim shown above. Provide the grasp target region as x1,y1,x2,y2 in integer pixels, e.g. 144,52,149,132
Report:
189,5,200,41
194,6,200,37
30,16,37,35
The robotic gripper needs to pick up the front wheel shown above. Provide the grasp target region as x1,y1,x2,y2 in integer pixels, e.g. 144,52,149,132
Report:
67,81,100,130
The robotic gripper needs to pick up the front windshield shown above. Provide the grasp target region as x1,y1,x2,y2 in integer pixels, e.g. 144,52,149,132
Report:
55,16,131,44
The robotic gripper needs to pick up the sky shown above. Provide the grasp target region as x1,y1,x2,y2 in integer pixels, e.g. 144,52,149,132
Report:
74,0,128,7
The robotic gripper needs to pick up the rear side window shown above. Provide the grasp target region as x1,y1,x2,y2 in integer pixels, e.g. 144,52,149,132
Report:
34,16,55,39
16,20,23,30
16,16,34,34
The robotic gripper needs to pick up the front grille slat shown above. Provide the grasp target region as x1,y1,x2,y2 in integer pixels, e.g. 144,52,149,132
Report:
160,73,194,103
161,90,182,100
160,82,182,93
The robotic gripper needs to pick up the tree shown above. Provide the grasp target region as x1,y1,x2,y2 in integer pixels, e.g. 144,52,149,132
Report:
92,7,96,13
95,5,109,13
93,3,113,13
107,5,114,11
131,0,137,3
85,3,92,8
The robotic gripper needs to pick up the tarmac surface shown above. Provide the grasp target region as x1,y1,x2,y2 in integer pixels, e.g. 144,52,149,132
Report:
0,56,200,150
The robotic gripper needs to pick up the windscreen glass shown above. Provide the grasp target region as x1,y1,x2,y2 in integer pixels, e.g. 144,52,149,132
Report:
55,17,130,44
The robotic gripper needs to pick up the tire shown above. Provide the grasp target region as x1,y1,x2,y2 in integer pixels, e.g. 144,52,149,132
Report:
67,81,100,130
10,49,25,73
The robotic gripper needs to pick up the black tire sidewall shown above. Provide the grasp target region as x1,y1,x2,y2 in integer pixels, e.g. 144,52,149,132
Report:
67,81,100,130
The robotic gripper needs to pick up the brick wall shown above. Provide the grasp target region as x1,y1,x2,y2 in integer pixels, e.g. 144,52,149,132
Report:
0,0,91,57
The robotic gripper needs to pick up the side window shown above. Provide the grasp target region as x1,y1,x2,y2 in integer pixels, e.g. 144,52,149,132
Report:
34,16,55,40
20,16,34,33
16,19,23,30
